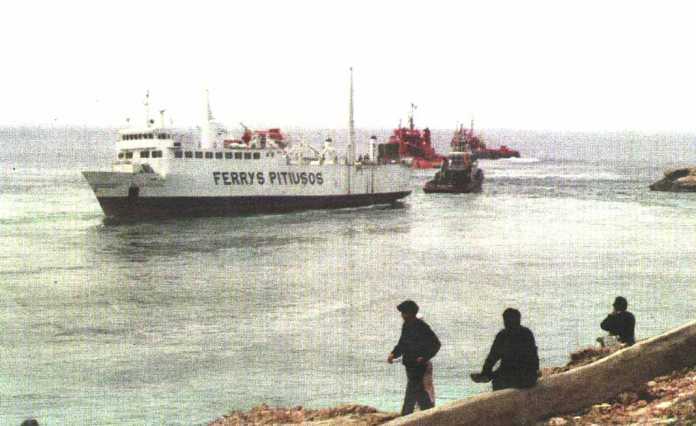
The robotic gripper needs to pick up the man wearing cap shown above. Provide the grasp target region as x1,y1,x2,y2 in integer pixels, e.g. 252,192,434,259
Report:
471,308,539,391
600,296,636,345
387,300,441,416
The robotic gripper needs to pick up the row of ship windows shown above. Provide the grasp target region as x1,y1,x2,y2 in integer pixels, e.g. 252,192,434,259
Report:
122,133,171,140
118,151,163,159
175,151,263,160
118,151,271,160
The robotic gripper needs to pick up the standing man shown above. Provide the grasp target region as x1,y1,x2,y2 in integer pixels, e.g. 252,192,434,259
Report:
388,300,441,416
471,308,539,391
600,296,636,345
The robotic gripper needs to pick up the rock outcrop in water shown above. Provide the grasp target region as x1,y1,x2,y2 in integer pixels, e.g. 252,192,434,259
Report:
650,167,696,192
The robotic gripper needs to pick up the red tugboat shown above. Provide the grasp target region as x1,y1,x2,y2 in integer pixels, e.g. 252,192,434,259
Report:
451,120,520,160
387,104,445,169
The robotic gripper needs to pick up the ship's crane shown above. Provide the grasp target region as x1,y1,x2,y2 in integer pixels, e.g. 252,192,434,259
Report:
239,122,253,144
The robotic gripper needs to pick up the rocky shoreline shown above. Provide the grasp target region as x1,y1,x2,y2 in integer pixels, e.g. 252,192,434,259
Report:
208,346,696,425
542,366,696,425
650,167,696,192
208,403,398,425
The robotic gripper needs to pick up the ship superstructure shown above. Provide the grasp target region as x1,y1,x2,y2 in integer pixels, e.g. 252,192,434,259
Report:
82,72,412,218
386,104,445,169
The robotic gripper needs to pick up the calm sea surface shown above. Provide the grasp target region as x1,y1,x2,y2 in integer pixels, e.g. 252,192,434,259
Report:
1,127,696,425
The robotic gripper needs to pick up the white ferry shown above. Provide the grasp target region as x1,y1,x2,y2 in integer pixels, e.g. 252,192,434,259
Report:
83,71,412,218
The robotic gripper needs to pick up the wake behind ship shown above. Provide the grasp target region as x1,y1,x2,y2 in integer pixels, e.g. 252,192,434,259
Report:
83,72,411,219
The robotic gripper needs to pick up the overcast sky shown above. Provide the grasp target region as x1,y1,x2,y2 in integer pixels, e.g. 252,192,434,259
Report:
2,0,696,131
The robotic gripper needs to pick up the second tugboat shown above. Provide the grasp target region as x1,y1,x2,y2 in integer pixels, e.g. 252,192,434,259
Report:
423,132,484,194
452,120,520,160
386,104,445,169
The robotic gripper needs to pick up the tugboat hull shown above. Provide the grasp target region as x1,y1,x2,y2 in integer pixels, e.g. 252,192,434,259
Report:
423,177,483,194
423,164,484,194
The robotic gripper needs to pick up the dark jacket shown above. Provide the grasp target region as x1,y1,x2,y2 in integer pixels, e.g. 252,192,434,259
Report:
392,318,441,368
482,326,539,388
601,311,635,345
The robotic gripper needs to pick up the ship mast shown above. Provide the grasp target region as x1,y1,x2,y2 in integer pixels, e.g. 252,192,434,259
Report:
345,67,355,195
409,103,416,130
206,89,214,122
144,90,151,128
348,67,355,166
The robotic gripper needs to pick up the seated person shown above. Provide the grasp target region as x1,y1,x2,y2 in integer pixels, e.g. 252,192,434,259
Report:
471,308,539,391
599,296,635,346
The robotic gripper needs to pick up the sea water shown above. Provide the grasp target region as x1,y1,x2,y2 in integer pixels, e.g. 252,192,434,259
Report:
1,127,695,425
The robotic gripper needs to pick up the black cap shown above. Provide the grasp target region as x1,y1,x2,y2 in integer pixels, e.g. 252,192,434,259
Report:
613,296,628,311
397,300,419,315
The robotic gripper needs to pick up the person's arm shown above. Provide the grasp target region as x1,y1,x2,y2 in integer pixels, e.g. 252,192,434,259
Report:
623,313,636,344
419,323,441,362
431,330,441,359
600,314,617,334
526,330,540,372
389,327,405,363
482,332,503,377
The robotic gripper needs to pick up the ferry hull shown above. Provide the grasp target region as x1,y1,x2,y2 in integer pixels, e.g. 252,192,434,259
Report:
83,149,412,219
96,192,411,218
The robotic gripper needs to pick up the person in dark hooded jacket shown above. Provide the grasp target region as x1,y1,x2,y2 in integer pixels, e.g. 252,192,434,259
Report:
471,308,539,391
600,296,635,345
387,300,441,415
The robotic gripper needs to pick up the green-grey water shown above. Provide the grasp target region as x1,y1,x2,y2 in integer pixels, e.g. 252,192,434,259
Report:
1,128,695,424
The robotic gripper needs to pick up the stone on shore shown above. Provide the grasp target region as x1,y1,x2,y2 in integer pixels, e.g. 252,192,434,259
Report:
208,403,399,425
650,167,696,192
539,366,696,425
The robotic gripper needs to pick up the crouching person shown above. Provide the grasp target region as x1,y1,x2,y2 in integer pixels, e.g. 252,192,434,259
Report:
387,300,441,416
471,308,539,391
598,296,635,347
